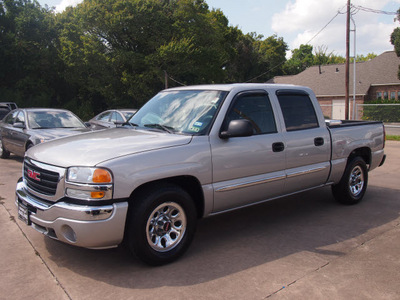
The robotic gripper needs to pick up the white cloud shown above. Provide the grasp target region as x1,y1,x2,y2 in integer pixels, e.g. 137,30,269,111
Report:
272,0,400,55
56,0,83,12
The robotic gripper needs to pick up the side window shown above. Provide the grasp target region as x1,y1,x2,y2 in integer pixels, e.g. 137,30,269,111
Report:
97,111,111,121
4,110,19,125
277,92,319,131
225,93,277,135
15,111,25,123
111,112,124,123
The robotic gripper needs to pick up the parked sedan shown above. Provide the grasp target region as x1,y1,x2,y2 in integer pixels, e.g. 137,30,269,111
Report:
86,109,137,130
0,108,91,158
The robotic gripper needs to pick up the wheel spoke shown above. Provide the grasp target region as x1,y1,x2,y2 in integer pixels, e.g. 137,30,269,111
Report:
349,166,364,196
146,202,187,252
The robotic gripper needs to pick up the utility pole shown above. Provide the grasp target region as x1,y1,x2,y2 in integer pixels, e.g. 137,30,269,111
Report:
345,0,350,120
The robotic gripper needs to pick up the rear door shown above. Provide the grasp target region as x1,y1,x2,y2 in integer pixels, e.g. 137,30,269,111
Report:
276,90,331,194
210,91,286,213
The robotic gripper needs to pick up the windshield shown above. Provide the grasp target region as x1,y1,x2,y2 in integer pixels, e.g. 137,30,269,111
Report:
28,111,86,129
129,90,227,135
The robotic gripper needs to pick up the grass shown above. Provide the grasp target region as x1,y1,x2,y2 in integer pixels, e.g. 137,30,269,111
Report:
386,135,400,141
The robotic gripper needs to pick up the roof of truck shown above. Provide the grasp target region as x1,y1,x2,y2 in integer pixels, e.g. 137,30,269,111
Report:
164,83,306,92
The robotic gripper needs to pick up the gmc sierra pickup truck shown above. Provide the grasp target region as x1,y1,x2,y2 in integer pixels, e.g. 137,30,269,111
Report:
15,84,386,265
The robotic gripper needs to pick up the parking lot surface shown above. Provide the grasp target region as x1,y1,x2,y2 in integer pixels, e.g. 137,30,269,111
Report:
0,142,399,300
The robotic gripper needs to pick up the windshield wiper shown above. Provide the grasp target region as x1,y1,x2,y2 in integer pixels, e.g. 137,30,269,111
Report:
115,121,138,128
144,123,174,133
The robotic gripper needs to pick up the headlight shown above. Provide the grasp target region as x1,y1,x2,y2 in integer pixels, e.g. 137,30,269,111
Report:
35,137,51,144
65,167,113,201
67,167,112,184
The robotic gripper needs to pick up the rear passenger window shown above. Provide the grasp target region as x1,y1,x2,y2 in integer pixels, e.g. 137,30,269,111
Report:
277,92,319,131
225,93,277,135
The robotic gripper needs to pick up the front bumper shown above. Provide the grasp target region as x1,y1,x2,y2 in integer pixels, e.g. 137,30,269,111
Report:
15,181,128,249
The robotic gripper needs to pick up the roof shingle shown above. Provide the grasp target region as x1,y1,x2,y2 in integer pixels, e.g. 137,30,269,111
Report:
270,51,400,97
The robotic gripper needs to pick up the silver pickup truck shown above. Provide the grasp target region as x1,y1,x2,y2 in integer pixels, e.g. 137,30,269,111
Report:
15,84,386,265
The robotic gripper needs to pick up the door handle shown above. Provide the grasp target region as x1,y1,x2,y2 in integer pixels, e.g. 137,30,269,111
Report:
272,142,285,152
314,137,324,146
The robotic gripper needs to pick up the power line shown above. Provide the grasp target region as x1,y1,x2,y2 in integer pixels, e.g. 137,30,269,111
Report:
246,7,345,83
245,4,397,83
351,5,397,15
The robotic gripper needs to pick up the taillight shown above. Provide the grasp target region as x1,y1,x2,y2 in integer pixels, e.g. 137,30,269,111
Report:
383,124,386,148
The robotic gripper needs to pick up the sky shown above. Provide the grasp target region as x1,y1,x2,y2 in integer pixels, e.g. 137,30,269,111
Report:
37,0,400,57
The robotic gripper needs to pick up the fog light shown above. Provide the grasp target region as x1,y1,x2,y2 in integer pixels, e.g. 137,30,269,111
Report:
66,188,91,199
91,191,105,199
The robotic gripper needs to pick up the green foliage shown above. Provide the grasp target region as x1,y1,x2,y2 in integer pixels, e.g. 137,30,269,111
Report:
386,135,400,141
361,100,400,122
284,44,376,75
391,12,400,79
0,0,289,119
284,44,314,74
0,0,60,107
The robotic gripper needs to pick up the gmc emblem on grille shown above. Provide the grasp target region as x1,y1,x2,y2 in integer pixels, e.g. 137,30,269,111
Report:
27,169,41,181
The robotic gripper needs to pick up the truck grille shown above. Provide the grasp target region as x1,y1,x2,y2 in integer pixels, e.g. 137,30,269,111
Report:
24,160,60,196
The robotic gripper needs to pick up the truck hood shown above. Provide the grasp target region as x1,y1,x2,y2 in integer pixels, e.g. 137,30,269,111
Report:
26,128,192,167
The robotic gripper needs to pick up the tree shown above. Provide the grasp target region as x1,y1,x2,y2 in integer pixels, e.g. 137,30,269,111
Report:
0,0,60,106
284,44,314,75
391,10,400,79
0,0,291,118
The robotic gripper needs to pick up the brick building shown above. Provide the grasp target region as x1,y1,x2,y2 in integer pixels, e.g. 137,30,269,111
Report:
269,51,400,119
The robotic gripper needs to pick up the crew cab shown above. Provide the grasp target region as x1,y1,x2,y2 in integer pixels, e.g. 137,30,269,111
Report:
15,84,386,265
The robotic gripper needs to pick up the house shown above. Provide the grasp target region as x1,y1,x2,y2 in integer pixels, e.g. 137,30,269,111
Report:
269,51,400,119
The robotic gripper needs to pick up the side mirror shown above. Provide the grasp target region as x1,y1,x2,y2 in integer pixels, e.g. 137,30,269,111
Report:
84,122,91,128
219,119,253,139
13,122,25,129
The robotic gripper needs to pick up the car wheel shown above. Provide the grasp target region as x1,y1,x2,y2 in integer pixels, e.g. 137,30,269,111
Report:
332,156,368,205
127,183,197,266
0,138,10,159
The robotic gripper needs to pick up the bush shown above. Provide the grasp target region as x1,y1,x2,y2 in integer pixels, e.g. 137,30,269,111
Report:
361,100,400,122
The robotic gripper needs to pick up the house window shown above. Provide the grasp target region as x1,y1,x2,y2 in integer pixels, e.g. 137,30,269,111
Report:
398,91,400,100
383,91,388,100
377,92,382,99
391,91,396,100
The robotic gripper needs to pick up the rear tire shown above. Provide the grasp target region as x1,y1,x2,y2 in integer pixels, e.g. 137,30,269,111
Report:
127,183,197,266
332,157,368,205
0,138,10,159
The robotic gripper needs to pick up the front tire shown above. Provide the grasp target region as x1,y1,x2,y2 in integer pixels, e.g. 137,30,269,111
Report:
332,156,368,205
127,184,197,266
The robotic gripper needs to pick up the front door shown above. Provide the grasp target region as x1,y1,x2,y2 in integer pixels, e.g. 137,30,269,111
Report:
210,91,286,213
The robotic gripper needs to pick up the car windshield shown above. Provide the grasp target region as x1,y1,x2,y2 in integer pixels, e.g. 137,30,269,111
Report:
28,111,85,129
129,90,227,135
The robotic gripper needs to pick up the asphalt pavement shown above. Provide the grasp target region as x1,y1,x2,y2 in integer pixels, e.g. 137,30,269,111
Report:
0,142,399,300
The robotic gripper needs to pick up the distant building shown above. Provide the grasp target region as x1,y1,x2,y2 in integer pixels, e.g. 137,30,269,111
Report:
269,51,400,119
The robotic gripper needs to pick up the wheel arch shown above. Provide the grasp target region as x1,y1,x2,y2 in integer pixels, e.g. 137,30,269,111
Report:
348,147,371,166
127,176,205,219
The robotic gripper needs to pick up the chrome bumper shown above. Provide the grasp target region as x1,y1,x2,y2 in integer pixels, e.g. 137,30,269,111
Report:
15,181,128,249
